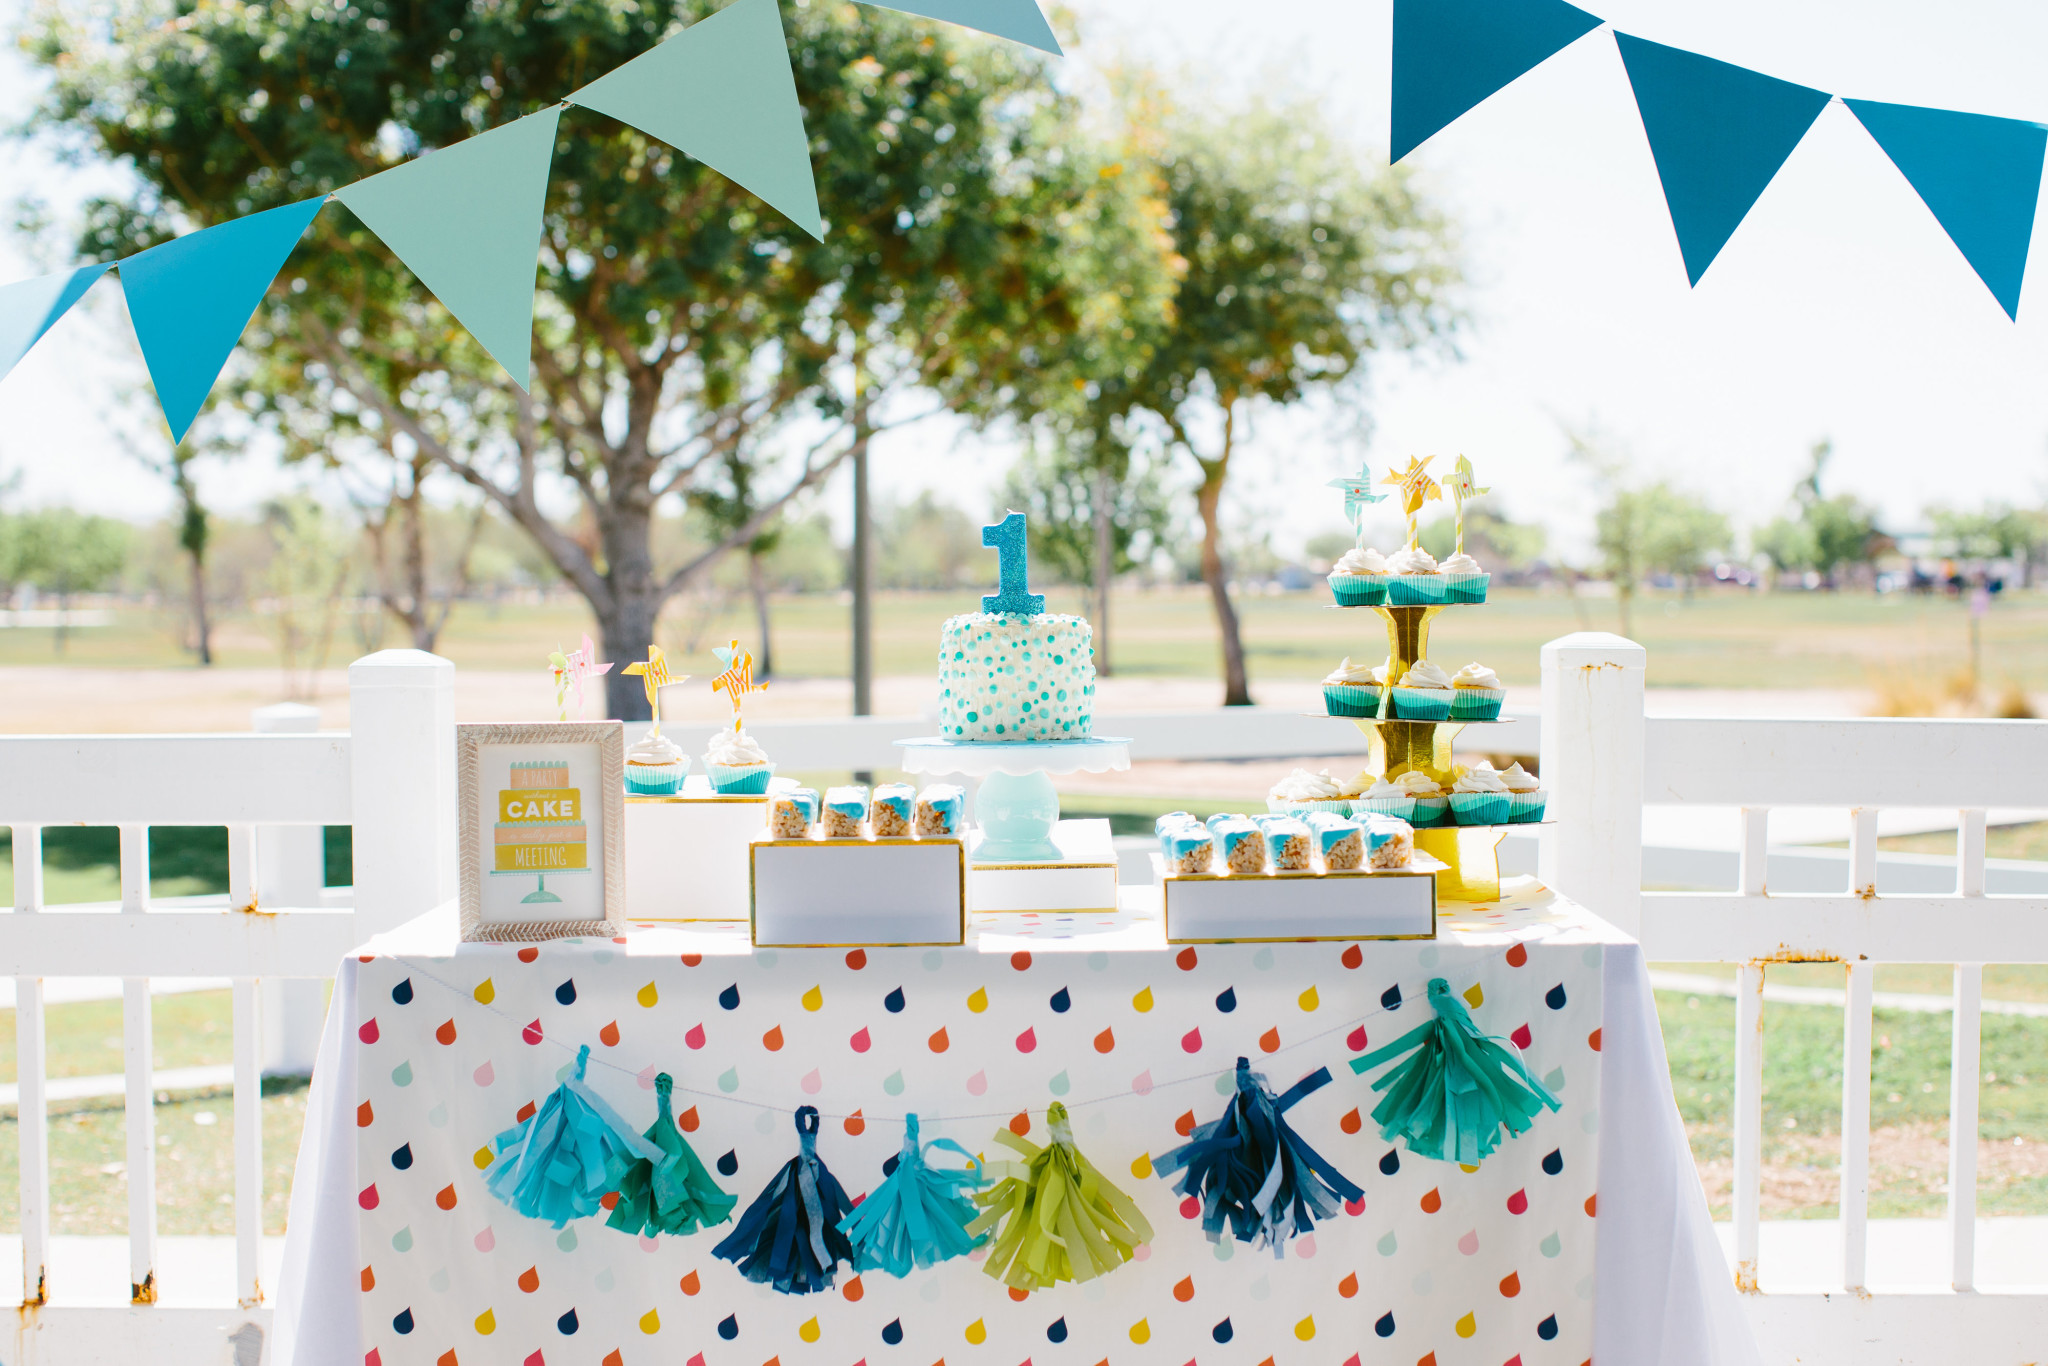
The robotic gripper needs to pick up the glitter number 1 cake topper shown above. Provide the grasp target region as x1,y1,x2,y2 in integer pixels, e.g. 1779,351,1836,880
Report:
981,512,1044,616
710,639,766,731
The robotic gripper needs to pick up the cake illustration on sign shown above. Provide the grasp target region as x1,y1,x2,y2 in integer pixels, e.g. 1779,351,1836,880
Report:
495,760,588,903
936,512,1096,742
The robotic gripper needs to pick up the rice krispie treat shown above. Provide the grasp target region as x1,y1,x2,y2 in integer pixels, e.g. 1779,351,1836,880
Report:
915,784,965,837
871,782,915,837
1361,812,1414,870
1305,811,1364,870
1158,820,1214,875
823,785,870,839
1212,818,1267,875
770,787,819,839
1254,814,1312,870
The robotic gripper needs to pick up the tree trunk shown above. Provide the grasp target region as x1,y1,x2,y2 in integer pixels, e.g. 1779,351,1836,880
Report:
748,550,774,679
402,479,438,652
1092,464,1113,678
1616,582,1634,641
600,501,661,722
849,359,874,720
188,546,213,666
1194,465,1252,706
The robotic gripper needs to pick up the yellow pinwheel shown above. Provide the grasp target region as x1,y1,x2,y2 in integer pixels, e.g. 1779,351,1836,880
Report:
1448,456,1490,555
621,646,687,736
1380,457,1442,548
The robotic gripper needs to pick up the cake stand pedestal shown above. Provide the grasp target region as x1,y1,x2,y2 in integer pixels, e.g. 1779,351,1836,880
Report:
896,736,1131,862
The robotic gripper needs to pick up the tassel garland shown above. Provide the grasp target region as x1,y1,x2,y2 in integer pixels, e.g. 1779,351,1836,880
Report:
839,1113,986,1277
485,1044,662,1228
605,1072,738,1239
1154,1057,1363,1256
711,1106,856,1294
968,1101,1154,1291
1349,977,1560,1165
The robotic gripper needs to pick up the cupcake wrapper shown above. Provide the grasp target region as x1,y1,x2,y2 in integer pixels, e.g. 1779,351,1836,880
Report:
1449,686,1505,721
1409,796,1451,827
1445,572,1490,604
625,760,687,795
1510,791,1547,824
1449,792,1512,826
1356,795,1417,821
1390,687,1454,721
1322,683,1381,717
1387,574,1446,606
1328,574,1387,607
1266,797,1353,816
706,761,775,795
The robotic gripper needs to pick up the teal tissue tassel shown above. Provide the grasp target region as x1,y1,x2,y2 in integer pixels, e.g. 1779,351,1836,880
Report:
839,1114,986,1277
606,1072,738,1238
486,1044,661,1228
1348,978,1560,1165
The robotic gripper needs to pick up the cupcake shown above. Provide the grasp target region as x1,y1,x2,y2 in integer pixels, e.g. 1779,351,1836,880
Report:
915,784,965,837
1393,770,1448,827
1439,550,1489,604
1499,762,1546,823
822,785,870,838
704,727,775,794
1305,811,1364,870
1449,661,1505,721
1449,763,1512,825
1158,819,1215,875
1385,545,1445,606
1212,819,1268,875
1326,546,1389,607
871,782,915,837
1360,812,1415,870
1391,659,1456,720
1355,776,1415,822
770,788,819,838
1254,814,1313,870
1321,656,1384,717
1267,767,1351,815
624,730,687,795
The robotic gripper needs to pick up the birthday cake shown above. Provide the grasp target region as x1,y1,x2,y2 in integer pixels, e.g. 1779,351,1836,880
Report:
934,512,1095,742
494,761,588,873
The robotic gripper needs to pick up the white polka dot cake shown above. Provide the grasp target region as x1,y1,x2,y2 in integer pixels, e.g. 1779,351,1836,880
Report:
936,611,1095,742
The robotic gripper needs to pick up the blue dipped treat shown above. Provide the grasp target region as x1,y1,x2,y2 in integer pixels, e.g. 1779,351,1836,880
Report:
915,784,966,837
1304,811,1365,870
1359,812,1415,870
770,787,819,838
823,785,870,838
1252,814,1312,870
871,782,916,837
1159,823,1214,875
1154,811,1199,835
1212,819,1267,875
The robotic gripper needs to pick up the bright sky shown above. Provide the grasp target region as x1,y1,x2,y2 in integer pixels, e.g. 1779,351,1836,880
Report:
3,0,2047,561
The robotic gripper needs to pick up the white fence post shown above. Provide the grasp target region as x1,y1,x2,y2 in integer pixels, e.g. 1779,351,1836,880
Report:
1538,632,1646,937
348,650,458,940
254,702,331,1076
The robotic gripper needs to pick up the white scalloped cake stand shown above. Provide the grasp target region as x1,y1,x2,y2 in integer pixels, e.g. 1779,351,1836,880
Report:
896,736,1130,862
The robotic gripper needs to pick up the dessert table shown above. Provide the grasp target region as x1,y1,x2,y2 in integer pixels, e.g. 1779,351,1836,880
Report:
271,879,1761,1366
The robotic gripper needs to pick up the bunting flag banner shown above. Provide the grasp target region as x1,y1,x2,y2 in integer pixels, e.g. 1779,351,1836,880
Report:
1612,32,1831,286
567,0,823,241
1390,0,1603,163
1844,99,2047,320
118,197,326,442
859,0,1061,55
0,263,109,386
335,108,563,390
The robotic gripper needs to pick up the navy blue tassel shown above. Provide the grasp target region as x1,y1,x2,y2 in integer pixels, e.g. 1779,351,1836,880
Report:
1154,1057,1363,1256
711,1106,855,1294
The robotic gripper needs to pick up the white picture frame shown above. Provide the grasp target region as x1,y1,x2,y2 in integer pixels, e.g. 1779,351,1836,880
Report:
457,722,626,941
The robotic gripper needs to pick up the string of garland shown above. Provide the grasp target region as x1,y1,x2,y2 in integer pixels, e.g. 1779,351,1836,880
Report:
484,1044,661,1228
712,1105,858,1294
838,1113,987,1277
968,1101,1155,1291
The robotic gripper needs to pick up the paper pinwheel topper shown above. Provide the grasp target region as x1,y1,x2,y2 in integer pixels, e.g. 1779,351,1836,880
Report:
547,634,612,722
710,639,766,731
622,646,687,736
1325,462,1386,545
1448,455,1490,555
1381,456,1442,546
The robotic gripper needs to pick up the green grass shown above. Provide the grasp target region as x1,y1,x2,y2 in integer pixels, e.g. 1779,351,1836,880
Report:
0,826,353,906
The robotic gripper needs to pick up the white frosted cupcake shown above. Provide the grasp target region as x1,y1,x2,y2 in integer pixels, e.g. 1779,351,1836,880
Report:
1440,550,1489,604
1355,776,1415,822
703,727,775,794
1327,546,1388,606
624,731,687,794
1449,661,1505,720
1500,761,1546,823
1449,762,1512,825
1267,767,1351,816
1393,769,1449,827
1391,658,1456,720
1385,545,1445,605
1321,656,1383,717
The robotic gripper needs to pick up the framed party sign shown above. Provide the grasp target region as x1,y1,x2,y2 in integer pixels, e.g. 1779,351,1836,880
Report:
456,721,626,941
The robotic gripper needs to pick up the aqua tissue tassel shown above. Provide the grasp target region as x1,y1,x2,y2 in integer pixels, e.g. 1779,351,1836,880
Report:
1349,977,1560,1164
711,1105,856,1294
605,1072,738,1238
1154,1057,1362,1255
839,1113,986,1277
485,1044,661,1228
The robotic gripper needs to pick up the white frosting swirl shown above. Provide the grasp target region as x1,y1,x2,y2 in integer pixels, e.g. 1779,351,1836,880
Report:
1393,770,1443,797
1329,547,1387,576
1399,659,1455,690
1438,552,1484,575
1385,546,1439,574
1322,656,1381,686
1453,765,1509,794
705,728,770,766
1451,662,1501,690
627,732,683,766
1270,767,1345,801
1498,762,1541,793
1362,777,1410,800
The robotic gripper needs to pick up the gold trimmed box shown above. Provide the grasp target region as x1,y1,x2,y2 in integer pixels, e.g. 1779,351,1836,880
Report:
1154,853,1438,944
749,834,966,947
623,777,770,921
967,818,1119,915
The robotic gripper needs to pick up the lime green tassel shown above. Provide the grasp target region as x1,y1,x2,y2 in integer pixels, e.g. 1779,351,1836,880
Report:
968,1102,1154,1291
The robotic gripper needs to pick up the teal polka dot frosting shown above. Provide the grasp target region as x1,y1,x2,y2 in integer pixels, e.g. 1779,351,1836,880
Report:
936,611,1095,742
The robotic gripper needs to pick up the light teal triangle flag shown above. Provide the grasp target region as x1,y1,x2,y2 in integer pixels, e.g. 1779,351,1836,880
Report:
568,0,823,240
118,197,327,443
336,108,563,388
859,0,1061,54
0,263,111,386
1845,99,2047,320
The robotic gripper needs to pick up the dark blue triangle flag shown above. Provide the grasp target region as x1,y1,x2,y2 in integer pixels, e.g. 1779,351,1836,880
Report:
1844,99,2046,320
118,197,327,443
1613,33,1831,286
0,264,110,386
1391,0,1603,163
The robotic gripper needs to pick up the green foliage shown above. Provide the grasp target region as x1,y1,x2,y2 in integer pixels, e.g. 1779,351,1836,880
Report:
1928,503,2045,562
876,492,981,590
0,509,131,597
1592,483,1730,586
997,440,1179,585
1755,441,1881,584
1418,502,1546,570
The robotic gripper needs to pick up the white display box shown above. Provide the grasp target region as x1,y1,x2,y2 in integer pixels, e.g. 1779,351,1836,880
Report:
967,818,1119,913
623,777,769,921
749,836,966,947
1153,853,1438,943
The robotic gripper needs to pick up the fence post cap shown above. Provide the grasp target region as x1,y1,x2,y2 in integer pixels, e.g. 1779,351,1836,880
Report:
252,701,321,732
348,649,455,688
1539,632,1647,668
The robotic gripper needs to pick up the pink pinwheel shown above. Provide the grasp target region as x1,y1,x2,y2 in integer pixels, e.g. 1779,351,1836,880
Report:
548,635,612,721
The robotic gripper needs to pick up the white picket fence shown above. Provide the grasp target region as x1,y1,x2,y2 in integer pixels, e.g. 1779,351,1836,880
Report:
0,638,2040,1362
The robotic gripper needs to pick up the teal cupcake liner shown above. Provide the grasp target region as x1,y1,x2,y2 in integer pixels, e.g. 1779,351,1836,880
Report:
706,761,774,795
1322,683,1380,717
1387,574,1447,606
1450,792,1512,826
624,760,686,795
1329,574,1387,607
1409,796,1451,827
1390,686,1453,721
1266,796,1353,816
1445,573,1490,604
1449,687,1505,721
1355,795,1416,822
1510,791,1547,824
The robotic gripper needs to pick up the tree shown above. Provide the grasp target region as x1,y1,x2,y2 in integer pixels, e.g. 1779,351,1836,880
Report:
1417,502,1546,574
263,495,352,699
1106,93,1460,704
352,448,489,653
1569,432,1730,637
33,0,1153,718
8,508,131,654
1754,441,1881,588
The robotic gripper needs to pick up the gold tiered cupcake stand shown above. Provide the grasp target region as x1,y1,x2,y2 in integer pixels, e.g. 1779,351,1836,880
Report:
1333,598,1522,902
